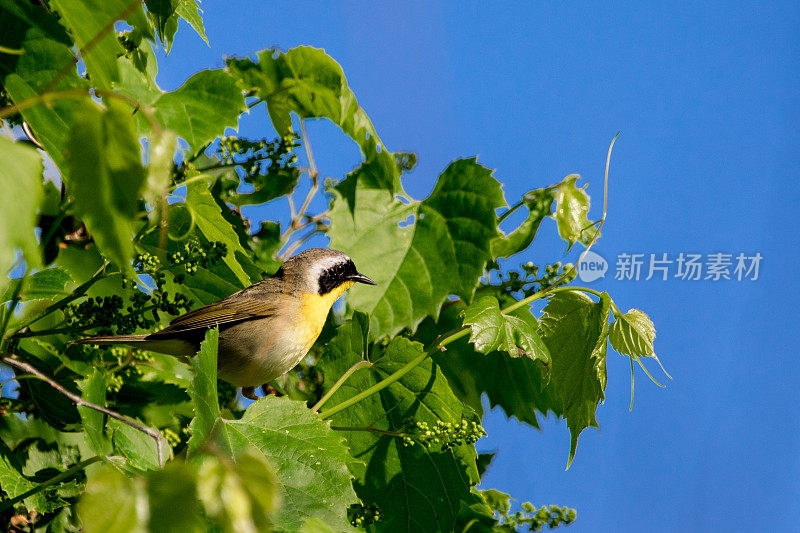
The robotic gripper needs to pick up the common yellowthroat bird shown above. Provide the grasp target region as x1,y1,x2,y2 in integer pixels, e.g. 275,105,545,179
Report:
73,248,375,400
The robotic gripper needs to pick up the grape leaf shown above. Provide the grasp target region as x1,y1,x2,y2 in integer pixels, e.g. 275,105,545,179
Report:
492,189,554,259
77,368,113,457
145,0,207,51
185,179,257,287
0,267,74,304
416,302,561,430
538,291,611,467
329,158,505,339
187,329,358,531
49,0,149,88
0,439,64,513
462,295,550,362
609,309,657,359
318,316,480,532
554,174,597,250
0,138,42,292
227,46,401,196
65,100,146,277
154,69,245,151
78,465,148,533
108,419,160,472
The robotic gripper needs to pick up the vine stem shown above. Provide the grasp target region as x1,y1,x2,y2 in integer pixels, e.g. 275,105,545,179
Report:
320,134,621,420
0,357,165,467
329,426,405,437
0,456,102,513
312,360,372,412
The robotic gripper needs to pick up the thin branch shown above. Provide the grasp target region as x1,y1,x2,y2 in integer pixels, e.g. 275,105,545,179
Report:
0,456,102,513
330,425,404,438
312,360,372,412
0,45,24,56
0,357,165,467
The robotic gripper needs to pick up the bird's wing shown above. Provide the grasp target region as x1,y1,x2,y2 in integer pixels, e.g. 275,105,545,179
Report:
153,298,278,335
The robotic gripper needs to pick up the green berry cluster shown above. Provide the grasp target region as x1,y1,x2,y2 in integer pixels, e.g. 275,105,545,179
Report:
504,503,576,532
347,503,382,528
401,418,486,451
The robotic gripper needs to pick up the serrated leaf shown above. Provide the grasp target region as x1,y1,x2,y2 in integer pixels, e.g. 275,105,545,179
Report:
65,100,146,277
609,309,657,359
154,69,245,151
417,302,561,430
0,267,74,304
109,419,160,472
77,368,112,456
50,0,146,88
145,0,207,51
196,450,280,533
0,439,64,513
538,291,610,467
187,328,220,456
554,175,596,249
78,465,147,533
185,179,258,287
0,138,42,293
462,296,550,362
319,318,480,533
148,462,205,533
187,328,357,531
329,158,505,339
227,46,401,196
491,189,554,259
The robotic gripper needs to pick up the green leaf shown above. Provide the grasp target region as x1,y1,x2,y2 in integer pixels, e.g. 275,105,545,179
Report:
319,318,480,532
0,439,63,513
77,368,113,456
417,302,561,430
0,267,74,304
554,174,596,249
108,419,160,472
78,464,147,533
187,328,220,456
609,309,657,359
538,291,611,467
0,137,42,290
227,46,401,195
185,179,258,288
492,189,554,259
329,158,506,339
65,100,146,276
463,296,550,362
144,0,207,51
154,69,245,151
195,450,280,533
147,462,205,533
49,0,147,88
188,327,358,531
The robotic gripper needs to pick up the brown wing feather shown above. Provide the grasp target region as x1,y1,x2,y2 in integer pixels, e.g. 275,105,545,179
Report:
152,298,277,335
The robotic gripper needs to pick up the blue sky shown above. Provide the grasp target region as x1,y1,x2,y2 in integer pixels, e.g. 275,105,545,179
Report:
153,2,800,530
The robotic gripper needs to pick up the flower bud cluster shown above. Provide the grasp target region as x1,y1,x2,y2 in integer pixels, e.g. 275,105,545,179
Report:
401,418,486,451
347,504,382,528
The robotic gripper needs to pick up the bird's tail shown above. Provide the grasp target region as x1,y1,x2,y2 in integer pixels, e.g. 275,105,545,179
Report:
71,334,150,346
70,335,195,357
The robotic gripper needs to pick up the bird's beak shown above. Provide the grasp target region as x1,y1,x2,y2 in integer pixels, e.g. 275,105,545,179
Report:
349,272,376,285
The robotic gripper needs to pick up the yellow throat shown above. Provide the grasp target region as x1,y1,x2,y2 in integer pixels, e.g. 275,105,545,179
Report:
299,281,355,346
